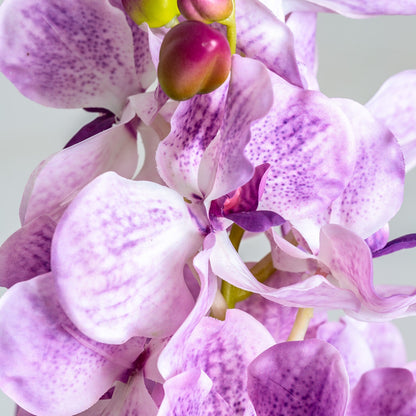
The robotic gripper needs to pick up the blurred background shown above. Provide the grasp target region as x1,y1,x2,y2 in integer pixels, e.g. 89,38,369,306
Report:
1,8,416,415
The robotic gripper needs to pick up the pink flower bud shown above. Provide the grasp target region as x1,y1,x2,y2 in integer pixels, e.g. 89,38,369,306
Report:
178,0,233,23
158,21,231,101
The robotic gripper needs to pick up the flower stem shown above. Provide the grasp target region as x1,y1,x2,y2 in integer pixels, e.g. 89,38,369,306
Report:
219,0,236,54
287,308,314,341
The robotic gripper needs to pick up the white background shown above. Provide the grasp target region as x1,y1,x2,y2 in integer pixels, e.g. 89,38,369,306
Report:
1,8,416,415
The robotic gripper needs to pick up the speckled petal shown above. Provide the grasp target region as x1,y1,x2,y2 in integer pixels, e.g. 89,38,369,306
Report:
52,172,203,343
20,119,138,225
0,0,146,114
329,99,404,239
319,224,416,319
156,82,228,200
236,0,302,86
200,56,274,201
0,273,146,416
366,70,416,171
0,215,55,288
247,339,349,416
247,71,355,222
283,0,416,17
347,368,416,416
161,309,275,415
158,369,233,416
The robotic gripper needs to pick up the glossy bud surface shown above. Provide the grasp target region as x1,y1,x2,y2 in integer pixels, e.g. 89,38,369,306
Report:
178,0,233,23
158,21,231,101
122,0,179,27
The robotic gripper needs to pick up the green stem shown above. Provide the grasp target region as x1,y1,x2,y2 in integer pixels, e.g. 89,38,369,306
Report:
219,0,236,54
287,308,314,341
221,251,276,308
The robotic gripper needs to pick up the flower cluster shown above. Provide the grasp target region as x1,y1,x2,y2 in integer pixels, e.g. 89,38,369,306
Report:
1,0,416,415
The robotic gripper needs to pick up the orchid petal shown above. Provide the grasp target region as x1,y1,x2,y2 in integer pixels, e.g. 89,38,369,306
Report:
319,224,416,319
347,368,416,416
20,119,138,224
316,321,374,388
373,233,416,258
236,0,302,86
156,82,228,199
211,231,360,313
78,373,158,416
52,172,203,343
0,0,145,114
366,70,416,171
283,0,416,17
247,339,349,416
342,317,407,368
329,99,404,239
158,238,218,380
161,309,275,415
158,369,233,416
286,12,319,90
0,215,55,288
0,273,145,416
200,56,274,201
365,224,389,252
247,71,355,222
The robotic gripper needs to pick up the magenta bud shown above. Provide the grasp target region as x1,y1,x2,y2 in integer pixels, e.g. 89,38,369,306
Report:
177,0,233,23
158,21,231,101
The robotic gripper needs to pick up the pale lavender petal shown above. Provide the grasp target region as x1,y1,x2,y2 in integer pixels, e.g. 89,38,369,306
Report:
0,0,142,114
286,12,319,89
0,215,55,287
283,0,416,17
247,71,355,222
236,0,302,86
158,238,219,380
20,120,138,224
366,71,416,170
329,99,404,239
162,309,275,415
317,321,374,388
158,369,233,416
373,233,416,258
319,224,416,319
238,282,327,342
343,317,407,368
200,56,274,201
156,82,228,199
0,273,145,416
211,231,360,311
247,339,349,416
268,229,318,274
52,173,203,343
347,368,416,416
